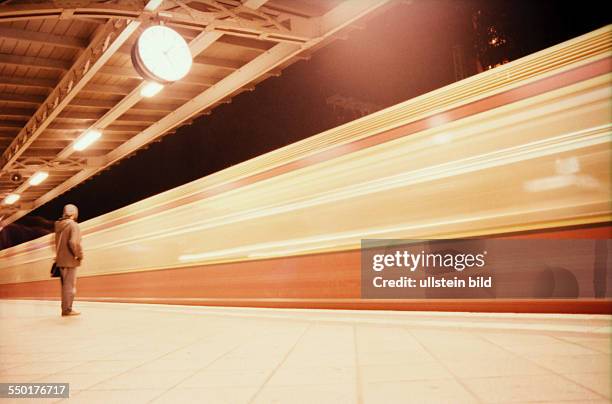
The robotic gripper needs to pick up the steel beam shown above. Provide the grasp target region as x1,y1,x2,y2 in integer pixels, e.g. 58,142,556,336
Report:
0,0,318,44
99,64,225,86
0,26,87,49
0,53,71,71
0,75,56,89
0,93,45,105
216,35,274,51
0,18,142,176
0,108,37,118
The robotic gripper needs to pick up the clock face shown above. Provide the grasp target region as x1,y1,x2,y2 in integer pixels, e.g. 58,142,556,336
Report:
133,25,192,83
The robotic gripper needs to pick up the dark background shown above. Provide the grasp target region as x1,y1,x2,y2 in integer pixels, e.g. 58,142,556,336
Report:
3,0,610,248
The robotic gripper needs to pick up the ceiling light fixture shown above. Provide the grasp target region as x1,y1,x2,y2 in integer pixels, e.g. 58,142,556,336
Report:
9,172,22,183
132,25,192,83
140,81,164,97
73,129,102,151
29,171,49,186
3,194,20,205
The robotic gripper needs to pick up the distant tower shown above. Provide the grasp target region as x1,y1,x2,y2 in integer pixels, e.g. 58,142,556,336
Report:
472,9,512,72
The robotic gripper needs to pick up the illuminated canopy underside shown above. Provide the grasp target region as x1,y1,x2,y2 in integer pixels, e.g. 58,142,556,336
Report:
0,0,393,226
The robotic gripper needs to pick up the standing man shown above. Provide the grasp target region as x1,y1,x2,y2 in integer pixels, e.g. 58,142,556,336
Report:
55,204,83,316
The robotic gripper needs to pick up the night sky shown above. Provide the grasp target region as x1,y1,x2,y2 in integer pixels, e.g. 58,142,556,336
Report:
3,0,610,248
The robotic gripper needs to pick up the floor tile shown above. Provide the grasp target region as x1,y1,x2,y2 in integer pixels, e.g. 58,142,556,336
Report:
525,353,610,374
462,374,603,403
358,350,437,366
34,372,118,391
64,360,145,374
152,386,258,404
177,368,270,388
266,366,355,386
361,361,453,383
7,361,84,376
443,356,549,378
89,370,195,390
362,378,478,404
253,383,357,404
557,336,611,354
563,372,611,398
500,341,597,356
62,388,165,404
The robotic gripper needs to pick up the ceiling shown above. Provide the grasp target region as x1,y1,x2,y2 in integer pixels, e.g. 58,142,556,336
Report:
0,0,394,226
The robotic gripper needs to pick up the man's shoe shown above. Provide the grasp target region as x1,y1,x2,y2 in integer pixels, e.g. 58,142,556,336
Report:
61,310,80,316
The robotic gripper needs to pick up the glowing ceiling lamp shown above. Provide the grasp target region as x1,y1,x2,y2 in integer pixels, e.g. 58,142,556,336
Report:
29,171,49,186
132,25,192,84
73,129,102,151
3,193,20,205
140,81,164,98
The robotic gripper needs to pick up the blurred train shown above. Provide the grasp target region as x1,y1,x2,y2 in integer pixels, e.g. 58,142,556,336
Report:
1,26,611,313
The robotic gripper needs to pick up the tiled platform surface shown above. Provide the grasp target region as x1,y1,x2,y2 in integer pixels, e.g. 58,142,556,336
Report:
1,300,610,404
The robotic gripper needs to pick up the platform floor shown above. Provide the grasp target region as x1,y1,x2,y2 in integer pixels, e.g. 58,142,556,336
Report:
0,300,610,404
